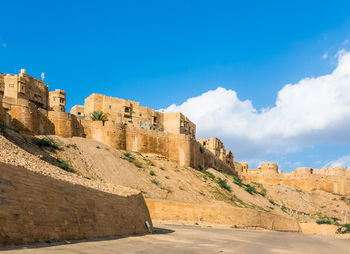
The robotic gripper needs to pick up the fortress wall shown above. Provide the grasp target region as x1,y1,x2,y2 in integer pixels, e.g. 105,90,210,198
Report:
80,120,237,174
81,120,127,150
243,175,350,195
6,102,55,135
146,199,300,232
48,111,85,138
0,162,152,246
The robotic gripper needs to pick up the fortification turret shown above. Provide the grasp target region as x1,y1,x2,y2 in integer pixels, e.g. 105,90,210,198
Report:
260,162,279,175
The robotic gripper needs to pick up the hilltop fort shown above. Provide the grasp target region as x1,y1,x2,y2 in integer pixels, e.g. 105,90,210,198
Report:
1,69,349,194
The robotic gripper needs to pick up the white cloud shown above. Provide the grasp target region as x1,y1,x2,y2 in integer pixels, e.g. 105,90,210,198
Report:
322,52,328,59
163,50,350,161
324,155,350,168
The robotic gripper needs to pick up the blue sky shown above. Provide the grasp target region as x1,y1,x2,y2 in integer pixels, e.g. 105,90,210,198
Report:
1,1,350,171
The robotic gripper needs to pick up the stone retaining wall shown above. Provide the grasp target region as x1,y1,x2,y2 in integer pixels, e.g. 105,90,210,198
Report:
0,163,152,246
146,199,301,232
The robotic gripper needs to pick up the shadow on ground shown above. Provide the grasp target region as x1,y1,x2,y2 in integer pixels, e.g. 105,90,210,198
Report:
0,227,175,251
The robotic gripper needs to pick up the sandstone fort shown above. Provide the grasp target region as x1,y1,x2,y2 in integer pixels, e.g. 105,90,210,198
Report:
1,69,349,195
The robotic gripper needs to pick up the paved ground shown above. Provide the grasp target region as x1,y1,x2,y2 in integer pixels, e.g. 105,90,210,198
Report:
2,225,350,254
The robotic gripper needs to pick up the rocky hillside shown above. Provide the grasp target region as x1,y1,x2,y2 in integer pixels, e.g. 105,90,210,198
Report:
1,126,349,225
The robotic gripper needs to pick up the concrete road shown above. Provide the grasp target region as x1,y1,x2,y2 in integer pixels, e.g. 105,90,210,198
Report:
2,225,350,254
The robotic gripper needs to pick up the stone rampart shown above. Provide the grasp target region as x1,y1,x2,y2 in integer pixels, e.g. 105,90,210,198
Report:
0,162,152,246
146,199,301,232
48,111,84,138
243,174,350,195
80,120,237,174
5,101,55,135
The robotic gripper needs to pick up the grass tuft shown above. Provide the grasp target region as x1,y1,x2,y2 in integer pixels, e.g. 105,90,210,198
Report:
217,178,231,191
55,160,75,173
32,137,59,149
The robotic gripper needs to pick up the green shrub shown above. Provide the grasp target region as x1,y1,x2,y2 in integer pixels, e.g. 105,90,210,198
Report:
213,166,222,172
200,145,206,153
160,167,165,171
340,196,346,201
316,219,332,225
32,137,59,149
258,190,266,197
151,179,159,185
252,182,267,197
343,224,350,233
197,166,215,180
233,176,243,186
90,111,108,121
217,178,231,191
134,162,143,168
198,165,205,171
123,152,134,162
149,170,156,176
165,176,170,179
269,199,276,205
244,184,257,194
281,206,288,213
55,160,75,173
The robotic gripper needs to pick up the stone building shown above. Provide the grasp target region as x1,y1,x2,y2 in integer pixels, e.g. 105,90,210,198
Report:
49,89,66,112
0,69,82,136
198,137,235,167
163,112,196,138
0,69,49,109
70,93,196,138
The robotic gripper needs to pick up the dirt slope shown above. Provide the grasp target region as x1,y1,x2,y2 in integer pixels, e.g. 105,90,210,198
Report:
1,128,349,224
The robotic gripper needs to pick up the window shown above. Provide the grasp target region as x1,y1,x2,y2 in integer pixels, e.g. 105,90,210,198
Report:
153,116,157,123
125,107,130,113
53,97,56,101
109,105,112,109
9,84,14,88
77,112,81,116
60,98,64,103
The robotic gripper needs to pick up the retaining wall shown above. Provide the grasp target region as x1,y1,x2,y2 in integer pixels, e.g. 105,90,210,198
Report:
0,163,152,246
146,199,301,232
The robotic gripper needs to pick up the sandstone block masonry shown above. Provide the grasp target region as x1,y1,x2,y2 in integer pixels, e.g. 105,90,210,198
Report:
0,162,152,245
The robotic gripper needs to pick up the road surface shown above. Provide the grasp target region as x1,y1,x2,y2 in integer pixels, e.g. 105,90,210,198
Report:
2,225,350,254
